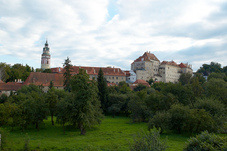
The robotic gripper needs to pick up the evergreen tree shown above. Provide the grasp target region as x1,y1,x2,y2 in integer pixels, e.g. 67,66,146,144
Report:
97,68,108,113
63,57,72,92
70,68,103,135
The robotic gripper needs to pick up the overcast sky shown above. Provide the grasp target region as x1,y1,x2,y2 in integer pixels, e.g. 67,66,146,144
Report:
0,0,226,71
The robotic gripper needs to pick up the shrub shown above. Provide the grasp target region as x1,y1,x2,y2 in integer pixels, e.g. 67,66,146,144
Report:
0,128,8,150
130,128,168,151
184,131,227,151
148,111,171,133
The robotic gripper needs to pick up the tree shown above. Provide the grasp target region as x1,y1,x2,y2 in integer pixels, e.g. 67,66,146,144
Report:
208,72,226,81
134,84,147,92
148,111,171,134
49,80,54,89
56,93,72,134
197,62,222,76
63,57,72,92
205,78,227,104
147,78,154,85
179,73,192,85
70,69,103,135
97,68,109,113
46,88,58,125
184,131,226,151
130,128,168,151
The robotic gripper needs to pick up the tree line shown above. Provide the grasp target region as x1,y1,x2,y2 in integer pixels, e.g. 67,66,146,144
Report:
0,60,226,136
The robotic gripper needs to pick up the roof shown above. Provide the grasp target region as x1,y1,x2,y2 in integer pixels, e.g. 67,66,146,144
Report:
23,72,64,87
132,52,160,63
51,67,63,73
178,63,187,68
67,66,126,76
0,82,23,91
133,79,150,87
161,61,179,67
124,71,131,76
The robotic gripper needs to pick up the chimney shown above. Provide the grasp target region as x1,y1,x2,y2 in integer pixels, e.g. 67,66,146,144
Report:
118,68,119,72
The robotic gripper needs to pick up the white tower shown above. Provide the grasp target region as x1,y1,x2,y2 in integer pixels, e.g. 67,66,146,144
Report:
41,40,51,70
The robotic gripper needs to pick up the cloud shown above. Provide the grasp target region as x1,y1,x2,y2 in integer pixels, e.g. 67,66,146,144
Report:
0,0,226,72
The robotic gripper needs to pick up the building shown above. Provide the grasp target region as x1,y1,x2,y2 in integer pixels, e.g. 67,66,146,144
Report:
132,52,193,83
125,70,137,83
41,40,51,70
23,72,64,92
0,80,23,96
131,52,160,81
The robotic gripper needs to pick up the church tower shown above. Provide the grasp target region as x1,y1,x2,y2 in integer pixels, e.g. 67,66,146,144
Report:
41,40,51,70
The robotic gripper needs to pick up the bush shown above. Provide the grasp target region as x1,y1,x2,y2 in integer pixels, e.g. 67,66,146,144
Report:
0,128,8,150
184,131,227,151
130,128,168,151
148,111,171,133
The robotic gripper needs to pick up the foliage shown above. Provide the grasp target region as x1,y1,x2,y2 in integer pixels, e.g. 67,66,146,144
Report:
179,73,192,85
197,62,222,76
69,69,103,135
46,88,58,125
97,68,109,113
0,63,32,82
208,72,226,81
205,78,227,104
63,57,72,92
107,93,128,117
134,84,147,92
147,78,154,85
128,94,150,122
148,111,171,133
184,131,227,151
0,93,8,104
0,128,8,150
130,128,168,151
168,104,191,133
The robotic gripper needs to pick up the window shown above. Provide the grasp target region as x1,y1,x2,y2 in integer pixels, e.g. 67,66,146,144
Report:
116,77,118,79
112,77,114,79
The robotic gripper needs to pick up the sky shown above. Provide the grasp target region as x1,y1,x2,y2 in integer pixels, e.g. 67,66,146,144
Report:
0,0,227,71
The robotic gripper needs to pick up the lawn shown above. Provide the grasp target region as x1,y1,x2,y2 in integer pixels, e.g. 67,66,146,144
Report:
0,116,212,150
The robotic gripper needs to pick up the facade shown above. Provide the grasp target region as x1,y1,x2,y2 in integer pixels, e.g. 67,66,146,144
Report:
70,66,126,85
41,40,51,70
51,66,126,85
125,70,137,83
132,52,193,83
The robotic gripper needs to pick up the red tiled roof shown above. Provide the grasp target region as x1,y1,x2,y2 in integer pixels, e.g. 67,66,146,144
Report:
161,61,179,67
0,80,4,83
0,82,23,91
132,52,160,63
23,72,64,87
107,83,117,86
178,63,187,68
51,67,63,73
68,66,126,76
133,79,150,87
124,71,131,77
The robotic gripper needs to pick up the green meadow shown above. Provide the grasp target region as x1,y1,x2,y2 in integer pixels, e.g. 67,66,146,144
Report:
2,116,224,151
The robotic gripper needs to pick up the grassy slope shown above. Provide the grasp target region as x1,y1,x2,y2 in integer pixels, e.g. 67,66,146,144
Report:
2,116,197,150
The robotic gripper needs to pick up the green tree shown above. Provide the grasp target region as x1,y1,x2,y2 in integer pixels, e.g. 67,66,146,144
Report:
130,128,168,151
97,68,109,113
184,131,227,151
49,80,54,89
147,78,154,85
56,93,71,134
179,73,192,85
197,62,222,76
46,88,58,125
134,84,147,92
70,69,103,135
208,72,226,81
63,57,72,92
205,78,227,104
148,111,171,133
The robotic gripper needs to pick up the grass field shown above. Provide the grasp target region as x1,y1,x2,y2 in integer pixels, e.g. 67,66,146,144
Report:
2,116,221,150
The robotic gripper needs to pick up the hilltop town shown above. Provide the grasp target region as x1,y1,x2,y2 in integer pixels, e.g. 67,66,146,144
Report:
0,41,193,95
